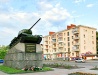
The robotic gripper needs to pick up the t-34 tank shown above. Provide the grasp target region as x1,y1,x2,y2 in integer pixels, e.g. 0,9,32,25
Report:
9,18,42,48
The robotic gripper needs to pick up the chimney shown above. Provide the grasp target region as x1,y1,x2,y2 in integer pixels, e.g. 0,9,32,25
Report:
67,24,76,29
49,32,55,35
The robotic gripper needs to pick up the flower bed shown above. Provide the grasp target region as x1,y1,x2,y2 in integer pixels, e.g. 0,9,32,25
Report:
68,72,97,75
90,66,98,70
43,63,84,69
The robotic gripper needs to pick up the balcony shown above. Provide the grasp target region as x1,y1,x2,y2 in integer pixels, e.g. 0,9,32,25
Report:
45,42,48,45
73,31,79,34
58,40,63,42
45,46,48,49
72,28,79,34
44,39,48,41
52,41,56,44
45,48,48,50
72,46,79,51
73,43,80,45
58,33,63,37
52,38,56,40
58,51,63,53
51,34,56,39
74,37,79,40
58,38,63,42
73,49,80,51
58,44,63,47
53,45,56,48
58,35,63,38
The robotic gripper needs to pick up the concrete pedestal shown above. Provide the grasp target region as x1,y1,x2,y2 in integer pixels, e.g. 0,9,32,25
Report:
4,43,43,69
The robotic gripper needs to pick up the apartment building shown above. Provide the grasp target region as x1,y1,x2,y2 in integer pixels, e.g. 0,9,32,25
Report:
43,24,97,60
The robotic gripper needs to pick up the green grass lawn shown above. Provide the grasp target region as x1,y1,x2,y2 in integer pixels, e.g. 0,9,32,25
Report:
0,65,53,74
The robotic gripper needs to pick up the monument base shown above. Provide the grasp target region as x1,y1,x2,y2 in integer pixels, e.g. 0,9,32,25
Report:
4,43,43,69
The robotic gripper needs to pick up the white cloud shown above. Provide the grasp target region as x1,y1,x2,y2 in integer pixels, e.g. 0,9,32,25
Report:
0,0,71,45
35,1,71,36
86,4,94,8
72,11,76,14
38,2,71,24
0,0,9,3
38,1,53,11
74,0,85,3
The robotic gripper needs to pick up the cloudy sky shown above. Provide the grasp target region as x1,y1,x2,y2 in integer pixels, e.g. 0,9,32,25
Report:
0,0,98,45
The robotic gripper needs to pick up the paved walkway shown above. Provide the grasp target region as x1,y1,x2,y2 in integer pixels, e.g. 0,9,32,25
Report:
0,66,98,75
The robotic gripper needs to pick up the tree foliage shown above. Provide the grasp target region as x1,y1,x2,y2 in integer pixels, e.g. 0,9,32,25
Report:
0,46,9,59
96,31,98,40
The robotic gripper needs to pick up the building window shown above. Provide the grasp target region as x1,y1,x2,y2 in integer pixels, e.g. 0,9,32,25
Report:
54,50,56,52
84,46,86,49
72,41,73,45
92,36,94,39
68,42,70,46
84,40,86,44
72,53,74,56
84,34,85,38
68,48,70,51
64,33,66,36
72,36,73,39
92,41,94,44
64,38,66,41
49,41,50,44
64,43,66,46
68,37,70,41
92,31,93,34
46,50,48,52
67,32,69,36
65,48,66,51
49,37,50,40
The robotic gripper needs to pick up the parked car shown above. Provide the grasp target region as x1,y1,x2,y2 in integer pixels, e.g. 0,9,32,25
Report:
0,59,4,63
75,58,85,63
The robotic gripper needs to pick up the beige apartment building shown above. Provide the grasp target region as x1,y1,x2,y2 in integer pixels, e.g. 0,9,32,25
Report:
43,24,97,60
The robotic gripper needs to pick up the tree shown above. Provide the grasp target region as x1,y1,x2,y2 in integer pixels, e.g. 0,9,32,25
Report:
96,31,98,54
0,46,9,59
96,31,98,40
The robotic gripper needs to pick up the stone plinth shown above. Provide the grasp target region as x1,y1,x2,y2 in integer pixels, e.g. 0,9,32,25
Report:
4,43,43,69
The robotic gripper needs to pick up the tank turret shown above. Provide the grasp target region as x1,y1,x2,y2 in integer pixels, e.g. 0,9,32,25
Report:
9,18,42,48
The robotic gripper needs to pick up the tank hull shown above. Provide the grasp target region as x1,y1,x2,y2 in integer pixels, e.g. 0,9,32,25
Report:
9,35,42,48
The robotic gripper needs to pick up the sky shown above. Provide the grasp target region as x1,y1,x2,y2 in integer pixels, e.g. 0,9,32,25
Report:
0,0,98,46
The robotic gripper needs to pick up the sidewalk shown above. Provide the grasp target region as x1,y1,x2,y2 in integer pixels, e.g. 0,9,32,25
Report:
0,66,98,75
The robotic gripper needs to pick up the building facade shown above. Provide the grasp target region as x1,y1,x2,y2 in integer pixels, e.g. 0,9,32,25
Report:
43,24,97,60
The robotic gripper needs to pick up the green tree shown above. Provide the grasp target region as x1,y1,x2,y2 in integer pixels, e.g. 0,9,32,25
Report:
96,31,98,39
96,31,98,54
0,46,9,59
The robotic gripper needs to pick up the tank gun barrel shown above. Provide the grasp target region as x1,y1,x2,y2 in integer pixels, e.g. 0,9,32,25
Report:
29,18,41,30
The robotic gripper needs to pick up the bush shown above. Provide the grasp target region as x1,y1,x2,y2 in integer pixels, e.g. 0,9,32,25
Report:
0,46,9,59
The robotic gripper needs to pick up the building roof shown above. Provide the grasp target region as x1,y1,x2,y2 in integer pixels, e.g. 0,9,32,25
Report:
43,24,97,37
78,25,97,30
